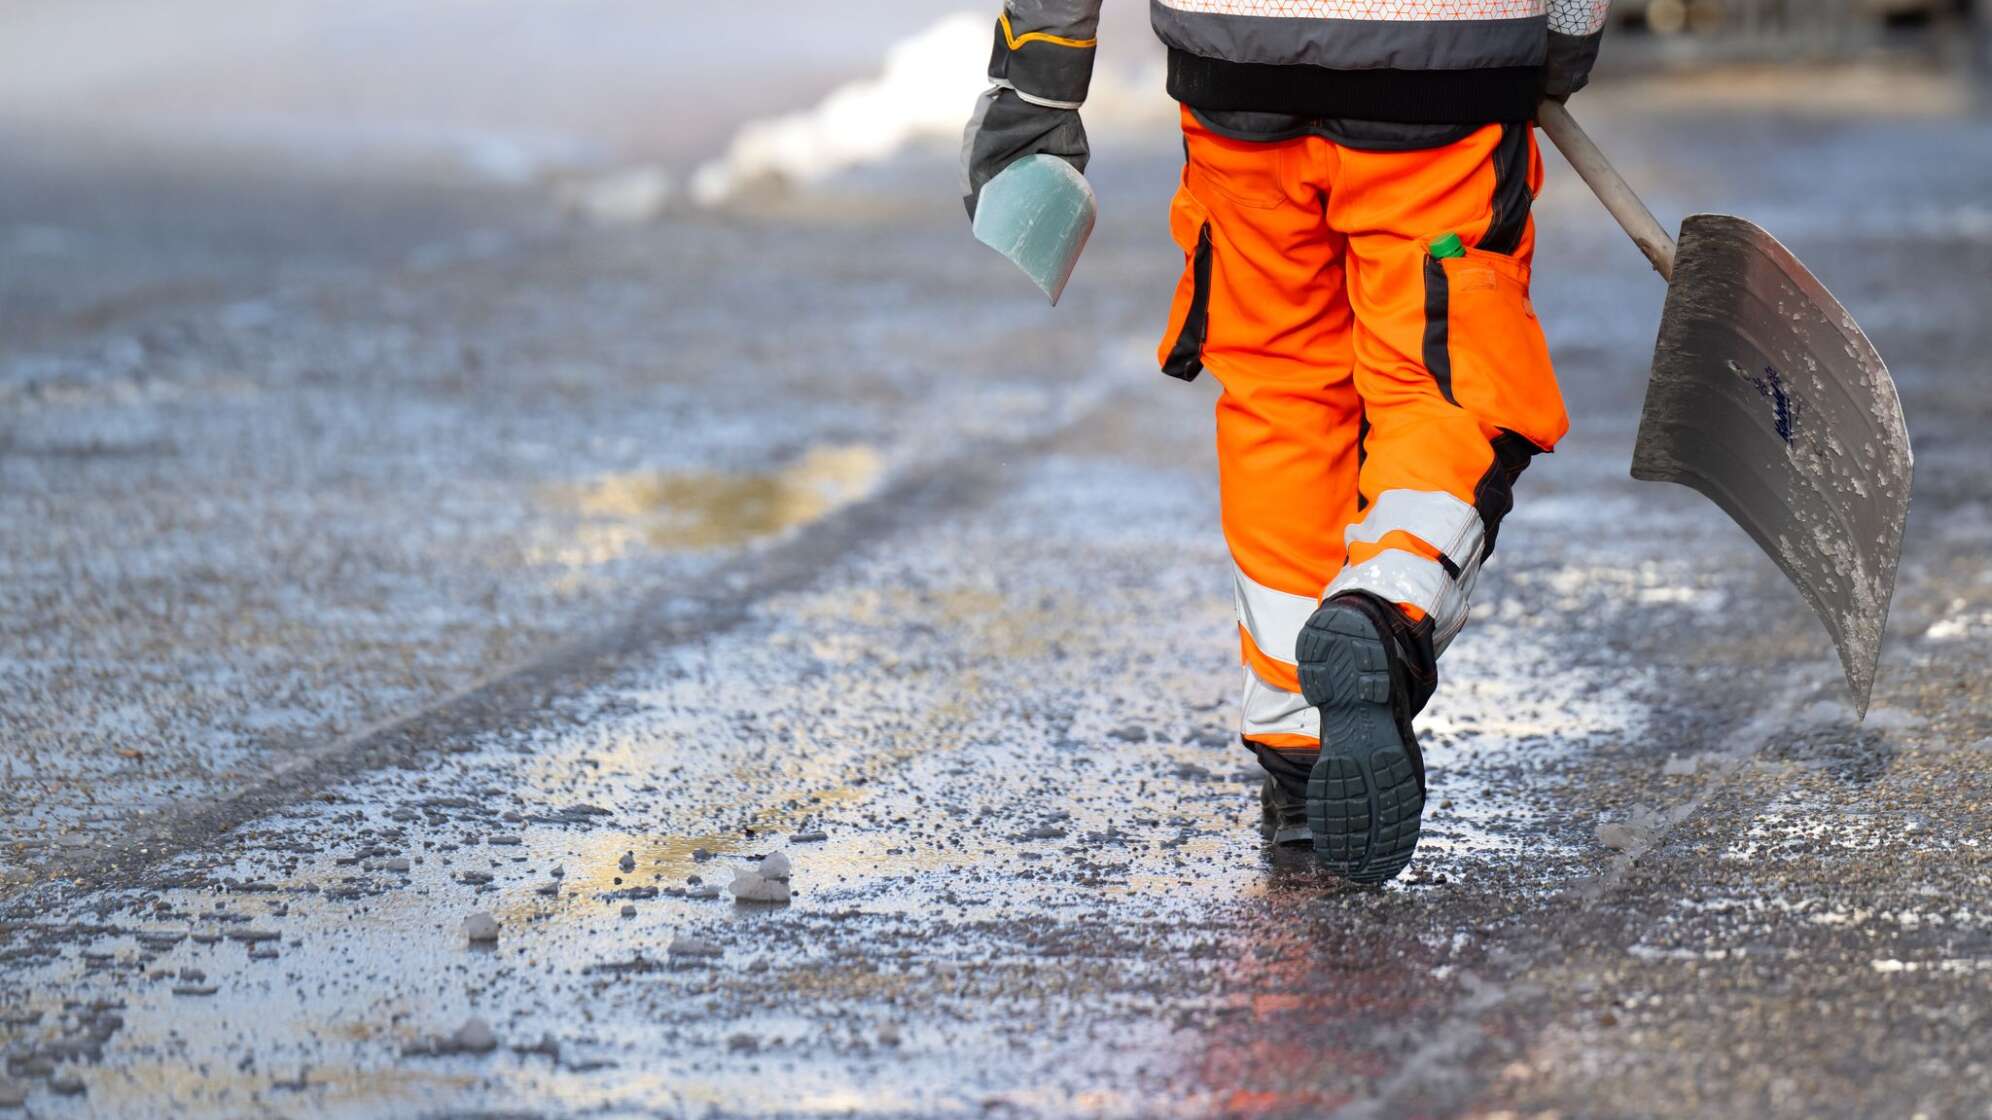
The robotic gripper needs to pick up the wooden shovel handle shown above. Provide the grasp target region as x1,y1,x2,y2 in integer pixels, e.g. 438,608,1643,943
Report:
1537,100,1678,282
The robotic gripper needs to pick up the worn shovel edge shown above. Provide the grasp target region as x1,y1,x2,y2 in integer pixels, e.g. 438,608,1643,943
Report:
1633,212,1913,719
1631,448,1891,718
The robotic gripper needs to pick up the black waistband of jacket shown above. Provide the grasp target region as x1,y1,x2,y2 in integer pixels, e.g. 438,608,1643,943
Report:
1167,49,1540,125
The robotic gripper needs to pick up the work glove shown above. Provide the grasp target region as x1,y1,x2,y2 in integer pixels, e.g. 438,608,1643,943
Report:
961,86,1090,220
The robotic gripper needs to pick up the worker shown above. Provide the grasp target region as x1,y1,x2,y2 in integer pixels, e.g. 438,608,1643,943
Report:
963,0,1608,883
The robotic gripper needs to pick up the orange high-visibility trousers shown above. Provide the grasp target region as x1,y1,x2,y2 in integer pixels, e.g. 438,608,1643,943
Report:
1157,110,1568,756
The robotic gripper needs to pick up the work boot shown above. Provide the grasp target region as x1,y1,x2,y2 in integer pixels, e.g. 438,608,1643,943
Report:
1295,591,1434,884
1258,775,1312,847
1248,740,1316,848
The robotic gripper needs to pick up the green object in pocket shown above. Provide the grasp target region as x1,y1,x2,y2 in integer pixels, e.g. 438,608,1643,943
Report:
972,154,1096,306
1429,232,1466,259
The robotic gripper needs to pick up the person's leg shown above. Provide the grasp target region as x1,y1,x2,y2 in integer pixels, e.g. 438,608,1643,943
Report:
1157,113,1358,841
1334,121,1564,643
1296,122,1567,882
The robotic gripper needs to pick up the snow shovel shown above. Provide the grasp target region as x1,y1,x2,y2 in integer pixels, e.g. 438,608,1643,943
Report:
1538,101,1912,716
972,153,1096,305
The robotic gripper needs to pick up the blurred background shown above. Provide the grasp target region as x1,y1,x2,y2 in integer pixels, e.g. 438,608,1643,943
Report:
4,2,1992,1116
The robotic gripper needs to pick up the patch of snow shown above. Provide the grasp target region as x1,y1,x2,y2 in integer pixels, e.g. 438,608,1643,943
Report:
557,165,675,225
1923,610,1992,643
688,12,1167,206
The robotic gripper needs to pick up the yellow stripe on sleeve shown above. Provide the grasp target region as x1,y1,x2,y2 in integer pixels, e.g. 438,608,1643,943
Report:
998,11,1097,50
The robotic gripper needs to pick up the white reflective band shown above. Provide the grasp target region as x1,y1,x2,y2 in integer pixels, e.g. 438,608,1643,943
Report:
1324,551,1449,618
1160,0,1545,20
1240,664,1319,742
1432,561,1479,655
1003,83,1086,111
1232,566,1318,666
1325,536,1486,657
1343,488,1484,569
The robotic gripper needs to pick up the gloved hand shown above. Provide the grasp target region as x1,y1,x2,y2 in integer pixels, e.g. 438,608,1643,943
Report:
961,86,1090,220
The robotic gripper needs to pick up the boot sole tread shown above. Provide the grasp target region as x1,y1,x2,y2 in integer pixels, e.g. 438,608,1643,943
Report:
1296,602,1424,885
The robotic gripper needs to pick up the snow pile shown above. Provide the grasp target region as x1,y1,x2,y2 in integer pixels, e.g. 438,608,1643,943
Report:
690,12,989,206
689,11,1169,207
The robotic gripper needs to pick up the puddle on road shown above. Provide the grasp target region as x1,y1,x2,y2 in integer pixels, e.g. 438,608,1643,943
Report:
485,657,992,930
537,444,885,569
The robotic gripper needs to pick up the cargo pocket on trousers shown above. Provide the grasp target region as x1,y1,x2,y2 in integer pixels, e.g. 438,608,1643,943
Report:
1158,185,1213,382
1423,246,1568,450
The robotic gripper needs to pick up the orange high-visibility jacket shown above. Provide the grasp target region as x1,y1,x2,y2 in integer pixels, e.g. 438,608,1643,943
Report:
990,0,1610,123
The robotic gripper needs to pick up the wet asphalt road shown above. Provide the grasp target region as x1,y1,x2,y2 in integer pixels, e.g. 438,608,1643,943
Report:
4,72,1992,1117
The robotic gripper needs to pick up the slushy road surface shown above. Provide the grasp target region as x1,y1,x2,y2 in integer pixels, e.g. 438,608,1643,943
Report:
2,30,1990,1117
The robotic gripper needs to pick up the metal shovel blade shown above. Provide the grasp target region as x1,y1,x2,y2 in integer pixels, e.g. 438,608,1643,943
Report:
1631,213,1913,714
972,154,1096,305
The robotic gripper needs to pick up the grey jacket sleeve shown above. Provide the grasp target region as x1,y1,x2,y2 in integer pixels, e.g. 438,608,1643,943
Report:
961,1,1101,217
1544,0,1610,100
987,0,1103,109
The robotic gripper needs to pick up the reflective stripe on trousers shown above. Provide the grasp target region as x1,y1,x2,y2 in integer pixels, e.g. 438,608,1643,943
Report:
1234,564,1321,744
1330,487,1485,654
